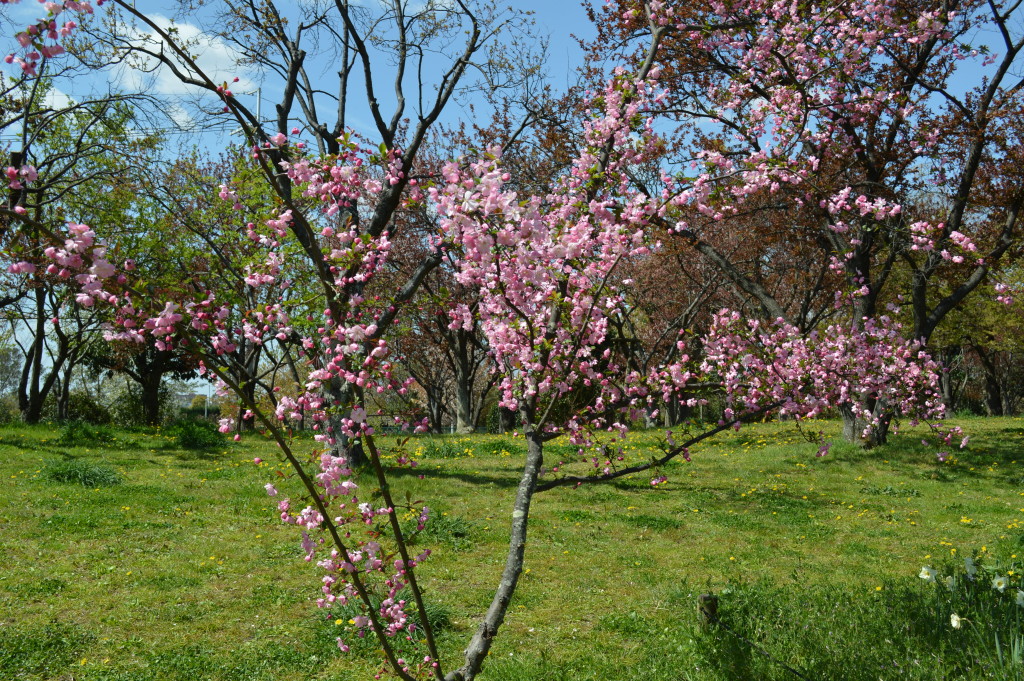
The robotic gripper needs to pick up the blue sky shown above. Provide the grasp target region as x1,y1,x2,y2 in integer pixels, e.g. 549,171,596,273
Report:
0,1,598,149
0,0,1002,151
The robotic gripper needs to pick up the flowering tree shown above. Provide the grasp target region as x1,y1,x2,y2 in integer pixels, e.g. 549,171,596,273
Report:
584,0,1024,442
428,37,961,677
0,1,983,680
0,74,159,422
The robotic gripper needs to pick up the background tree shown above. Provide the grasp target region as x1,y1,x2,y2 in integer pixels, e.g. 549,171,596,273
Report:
1,76,157,423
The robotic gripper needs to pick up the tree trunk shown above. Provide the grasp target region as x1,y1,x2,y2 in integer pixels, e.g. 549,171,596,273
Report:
840,404,862,444
236,379,258,432
974,347,1004,417
446,422,543,681
498,407,516,434
662,398,690,428
238,342,261,431
426,388,446,434
938,347,960,412
326,379,368,467
56,369,72,421
140,372,163,426
643,407,657,429
19,289,49,424
447,325,484,435
840,399,890,447
283,346,306,430
983,375,1004,417
454,379,475,434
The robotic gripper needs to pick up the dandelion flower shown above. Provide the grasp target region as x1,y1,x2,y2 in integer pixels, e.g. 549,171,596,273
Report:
950,613,962,629
993,575,1008,592
919,566,937,582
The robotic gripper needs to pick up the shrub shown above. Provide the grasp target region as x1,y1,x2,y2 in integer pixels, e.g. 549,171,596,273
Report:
485,403,519,434
64,392,112,424
110,384,176,427
40,392,113,424
43,459,122,487
180,405,220,421
170,418,224,450
0,395,18,425
56,421,116,447
478,437,521,457
407,512,474,552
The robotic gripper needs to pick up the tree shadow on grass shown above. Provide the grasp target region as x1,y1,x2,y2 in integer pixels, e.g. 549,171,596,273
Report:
386,462,662,496
690,576,1002,681
809,428,1021,486
384,463,521,489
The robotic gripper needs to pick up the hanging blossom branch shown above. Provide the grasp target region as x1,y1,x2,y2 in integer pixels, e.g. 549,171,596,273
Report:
1,0,85,75
23,127,449,679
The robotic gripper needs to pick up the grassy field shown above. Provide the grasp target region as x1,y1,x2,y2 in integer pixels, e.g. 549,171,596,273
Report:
1,417,1022,680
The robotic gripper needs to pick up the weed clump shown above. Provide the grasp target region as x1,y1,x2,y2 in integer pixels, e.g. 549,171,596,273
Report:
43,458,122,487
56,421,116,447
479,438,521,457
422,438,466,459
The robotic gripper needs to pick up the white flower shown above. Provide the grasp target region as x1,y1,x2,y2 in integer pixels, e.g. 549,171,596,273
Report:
950,613,962,629
1016,590,1024,607
919,566,937,582
944,576,955,589
965,557,977,578
992,575,1008,592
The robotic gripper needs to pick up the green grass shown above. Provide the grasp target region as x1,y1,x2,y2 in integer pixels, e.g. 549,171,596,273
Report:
0,417,1022,679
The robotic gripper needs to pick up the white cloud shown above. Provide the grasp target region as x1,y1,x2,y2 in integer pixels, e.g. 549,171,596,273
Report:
110,14,257,99
42,85,72,110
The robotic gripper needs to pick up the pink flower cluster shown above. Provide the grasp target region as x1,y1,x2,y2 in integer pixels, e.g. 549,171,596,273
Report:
2,0,88,74
271,450,432,648
30,125,439,672
5,164,37,189
698,310,950,438
432,64,960,487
